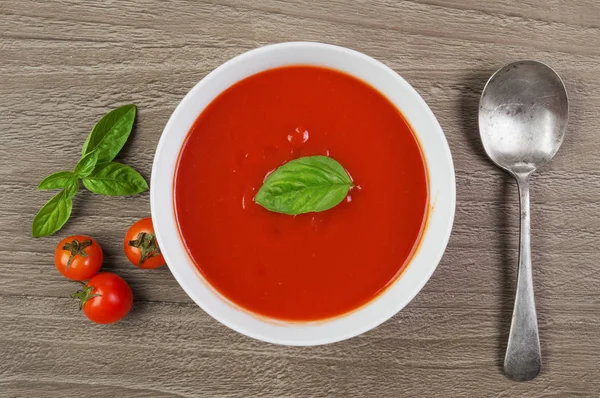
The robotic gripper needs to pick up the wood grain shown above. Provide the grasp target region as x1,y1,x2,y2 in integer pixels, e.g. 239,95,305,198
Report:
1,0,600,396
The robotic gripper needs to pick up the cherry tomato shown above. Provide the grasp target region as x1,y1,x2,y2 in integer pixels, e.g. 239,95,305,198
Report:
54,235,103,281
124,217,165,269
72,273,133,324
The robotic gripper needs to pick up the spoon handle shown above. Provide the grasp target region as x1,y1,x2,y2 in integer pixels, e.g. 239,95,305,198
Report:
504,175,542,381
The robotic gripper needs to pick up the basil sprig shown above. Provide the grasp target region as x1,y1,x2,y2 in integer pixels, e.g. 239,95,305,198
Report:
255,156,353,215
32,104,147,237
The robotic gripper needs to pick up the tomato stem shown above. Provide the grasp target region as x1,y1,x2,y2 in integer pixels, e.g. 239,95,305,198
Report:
129,232,161,266
71,284,101,310
62,239,92,269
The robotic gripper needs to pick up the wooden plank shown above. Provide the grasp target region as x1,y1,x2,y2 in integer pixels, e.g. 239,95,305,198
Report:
0,296,598,396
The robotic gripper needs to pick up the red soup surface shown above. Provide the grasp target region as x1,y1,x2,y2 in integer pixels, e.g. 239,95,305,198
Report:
175,66,428,321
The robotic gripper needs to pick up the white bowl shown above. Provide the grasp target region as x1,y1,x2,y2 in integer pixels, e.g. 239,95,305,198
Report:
151,42,455,346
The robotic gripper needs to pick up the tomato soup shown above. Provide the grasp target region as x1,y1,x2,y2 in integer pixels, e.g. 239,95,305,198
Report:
174,66,428,321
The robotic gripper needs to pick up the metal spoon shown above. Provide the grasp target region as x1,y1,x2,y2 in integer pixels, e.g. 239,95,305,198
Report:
478,61,568,381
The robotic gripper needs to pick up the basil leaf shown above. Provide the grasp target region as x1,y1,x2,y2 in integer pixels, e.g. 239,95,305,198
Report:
32,190,73,238
255,156,353,215
73,151,99,178
37,171,75,190
64,177,80,199
82,161,148,196
82,104,136,162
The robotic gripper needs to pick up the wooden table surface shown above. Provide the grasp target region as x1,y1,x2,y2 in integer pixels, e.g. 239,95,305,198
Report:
2,1,600,396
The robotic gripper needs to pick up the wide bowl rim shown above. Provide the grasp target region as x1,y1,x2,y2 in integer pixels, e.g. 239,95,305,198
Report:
151,41,456,346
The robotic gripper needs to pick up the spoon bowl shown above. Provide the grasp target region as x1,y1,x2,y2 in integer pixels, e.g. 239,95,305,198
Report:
479,60,568,381
480,61,568,175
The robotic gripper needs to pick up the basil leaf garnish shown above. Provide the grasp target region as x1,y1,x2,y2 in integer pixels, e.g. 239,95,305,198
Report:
255,156,353,215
